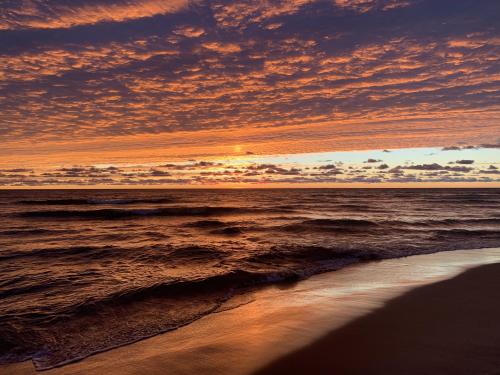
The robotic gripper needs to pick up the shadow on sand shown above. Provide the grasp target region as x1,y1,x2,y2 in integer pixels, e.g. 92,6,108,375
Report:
255,263,500,375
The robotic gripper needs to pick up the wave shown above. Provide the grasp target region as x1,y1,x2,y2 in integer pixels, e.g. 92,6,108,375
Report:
0,279,69,300
432,229,500,237
184,220,228,228
388,218,500,227
3,189,500,370
0,242,388,370
0,244,228,264
209,226,244,235
0,228,80,236
301,218,378,227
168,245,227,261
427,196,500,205
18,206,255,219
281,218,378,233
0,264,347,370
246,245,382,264
185,220,247,235
335,203,379,211
3,239,500,370
0,245,118,261
17,198,174,206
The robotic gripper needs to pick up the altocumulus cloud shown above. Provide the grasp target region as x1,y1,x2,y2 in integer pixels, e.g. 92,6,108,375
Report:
0,0,499,185
0,0,190,30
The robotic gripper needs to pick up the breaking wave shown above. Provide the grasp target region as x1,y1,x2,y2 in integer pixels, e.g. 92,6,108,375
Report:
18,206,256,219
17,198,175,205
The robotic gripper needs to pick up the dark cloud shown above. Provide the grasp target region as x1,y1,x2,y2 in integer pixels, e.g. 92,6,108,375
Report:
398,163,474,173
480,142,500,149
402,163,474,173
318,164,340,170
150,169,172,177
445,166,474,173
442,141,500,151
403,163,445,171
0,168,33,173
1,157,499,186
479,169,500,175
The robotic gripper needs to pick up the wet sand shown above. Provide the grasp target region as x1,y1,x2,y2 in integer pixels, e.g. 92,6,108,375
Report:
257,262,500,375
3,247,500,375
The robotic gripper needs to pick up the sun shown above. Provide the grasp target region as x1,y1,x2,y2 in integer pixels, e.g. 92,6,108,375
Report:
233,145,242,153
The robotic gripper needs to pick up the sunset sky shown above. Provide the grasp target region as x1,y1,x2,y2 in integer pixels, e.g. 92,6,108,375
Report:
1,0,499,187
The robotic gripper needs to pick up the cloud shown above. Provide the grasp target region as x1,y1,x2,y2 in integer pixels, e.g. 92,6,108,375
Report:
403,164,445,171
401,163,475,173
173,26,205,38
442,141,500,151
0,168,33,173
0,0,190,30
333,0,414,13
210,0,316,29
479,169,500,175
149,169,171,177
202,42,242,54
1,155,499,187
480,142,500,149
1,0,499,187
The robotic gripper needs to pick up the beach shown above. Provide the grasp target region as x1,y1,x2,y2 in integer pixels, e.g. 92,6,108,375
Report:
258,261,500,375
3,247,500,375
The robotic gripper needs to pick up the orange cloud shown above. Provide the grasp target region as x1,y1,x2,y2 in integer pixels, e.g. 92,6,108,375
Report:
202,42,242,54
173,26,206,38
1,0,499,187
333,0,413,13
0,0,189,30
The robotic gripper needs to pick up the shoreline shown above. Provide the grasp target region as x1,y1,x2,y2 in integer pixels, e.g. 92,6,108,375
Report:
256,261,500,374
4,247,500,374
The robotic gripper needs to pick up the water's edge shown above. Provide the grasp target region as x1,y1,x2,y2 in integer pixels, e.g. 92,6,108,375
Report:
19,246,500,371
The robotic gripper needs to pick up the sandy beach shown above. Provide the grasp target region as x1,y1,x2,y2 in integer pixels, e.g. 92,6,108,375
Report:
257,262,500,375
3,247,500,375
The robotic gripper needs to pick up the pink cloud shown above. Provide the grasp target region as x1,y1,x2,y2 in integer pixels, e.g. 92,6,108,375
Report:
0,0,189,30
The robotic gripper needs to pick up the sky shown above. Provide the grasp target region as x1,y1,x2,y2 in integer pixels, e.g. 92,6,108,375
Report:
0,0,499,188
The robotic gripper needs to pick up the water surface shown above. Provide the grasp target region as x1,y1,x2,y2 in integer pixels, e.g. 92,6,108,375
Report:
1,189,499,369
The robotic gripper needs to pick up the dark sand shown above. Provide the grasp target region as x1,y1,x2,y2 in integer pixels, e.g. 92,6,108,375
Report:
256,263,500,375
